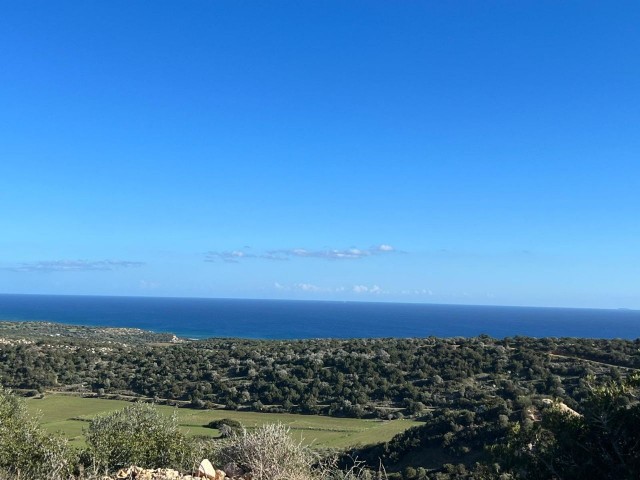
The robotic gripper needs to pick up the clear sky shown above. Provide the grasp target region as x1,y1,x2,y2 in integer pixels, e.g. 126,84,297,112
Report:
1,1,639,308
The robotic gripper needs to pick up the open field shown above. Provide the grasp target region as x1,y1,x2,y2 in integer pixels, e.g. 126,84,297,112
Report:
26,394,421,449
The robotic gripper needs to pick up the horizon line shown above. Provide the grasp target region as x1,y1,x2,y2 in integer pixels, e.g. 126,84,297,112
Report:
0,291,637,313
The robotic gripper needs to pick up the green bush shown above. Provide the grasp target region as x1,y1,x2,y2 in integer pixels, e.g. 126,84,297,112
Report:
84,403,196,471
0,388,74,479
205,418,243,437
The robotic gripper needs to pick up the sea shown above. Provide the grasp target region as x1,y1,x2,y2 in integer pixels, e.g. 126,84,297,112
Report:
0,294,638,340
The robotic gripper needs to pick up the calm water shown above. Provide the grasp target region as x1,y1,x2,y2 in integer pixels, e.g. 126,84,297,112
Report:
0,294,638,339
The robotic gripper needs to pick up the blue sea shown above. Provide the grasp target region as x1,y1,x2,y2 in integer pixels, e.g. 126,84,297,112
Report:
0,294,638,340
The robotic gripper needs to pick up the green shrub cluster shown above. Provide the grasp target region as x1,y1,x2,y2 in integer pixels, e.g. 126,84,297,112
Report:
0,389,366,480
0,387,74,479
0,390,205,477
84,403,198,472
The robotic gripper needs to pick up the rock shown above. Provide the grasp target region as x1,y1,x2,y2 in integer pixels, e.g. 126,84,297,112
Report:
116,466,142,479
223,463,243,478
197,459,217,480
116,468,131,479
108,464,222,480
541,398,582,417
137,469,153,480
156,469,181,480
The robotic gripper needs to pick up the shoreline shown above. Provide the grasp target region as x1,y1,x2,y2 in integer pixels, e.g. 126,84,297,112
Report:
0,317,638,342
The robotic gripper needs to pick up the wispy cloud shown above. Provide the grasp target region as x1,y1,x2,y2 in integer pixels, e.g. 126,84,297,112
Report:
205,244,400,263
401,288,434,296
275,282,387,295
4,260,145,273
275,282,333,293
352,284,384,294
268,244,397,260
139,279,160,290
204,251,257,264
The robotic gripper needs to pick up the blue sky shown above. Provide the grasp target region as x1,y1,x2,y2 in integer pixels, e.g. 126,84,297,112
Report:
1,1,639,308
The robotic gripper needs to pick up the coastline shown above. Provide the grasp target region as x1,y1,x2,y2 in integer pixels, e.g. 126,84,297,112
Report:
0,294,639,340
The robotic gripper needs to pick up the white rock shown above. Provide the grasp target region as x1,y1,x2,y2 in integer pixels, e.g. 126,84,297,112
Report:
198,459,217,480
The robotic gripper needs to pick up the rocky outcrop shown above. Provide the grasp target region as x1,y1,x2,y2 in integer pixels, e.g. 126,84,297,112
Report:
111,461,250,480
541,398,582,417
114,466,182,480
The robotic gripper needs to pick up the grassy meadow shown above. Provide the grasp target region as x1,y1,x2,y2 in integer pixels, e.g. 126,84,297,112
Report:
26,394,421,449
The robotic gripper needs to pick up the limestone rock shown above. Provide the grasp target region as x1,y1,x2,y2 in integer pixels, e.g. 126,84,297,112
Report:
541,398,582,417
112,466,183,480
197,459,217,480
108,462,233,480
157,469,181,480
137,470,152,480
116,468,131,479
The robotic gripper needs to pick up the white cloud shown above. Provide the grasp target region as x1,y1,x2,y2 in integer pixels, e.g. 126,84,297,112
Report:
352,284,385,294
274,282,327,292
4,260,145,273
274,282,388,295
274,282,445,298
296,283,323,292
205,250,258,263
206,244,401,263
401,288,434,296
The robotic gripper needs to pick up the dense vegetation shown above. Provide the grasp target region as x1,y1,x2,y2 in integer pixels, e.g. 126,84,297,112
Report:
1,322,639,478
0,388,343,480
1,330,638,418
495,373,640,480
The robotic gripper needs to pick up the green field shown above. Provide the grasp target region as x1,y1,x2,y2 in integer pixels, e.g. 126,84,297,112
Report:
26,394,421,449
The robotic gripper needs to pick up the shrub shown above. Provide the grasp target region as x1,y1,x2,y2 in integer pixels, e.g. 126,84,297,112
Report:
84,403,196,471
205,418,243,437
0,388,74,479
218,423,319,480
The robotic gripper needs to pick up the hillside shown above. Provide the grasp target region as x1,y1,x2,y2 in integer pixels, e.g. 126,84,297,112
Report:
1,321,639,478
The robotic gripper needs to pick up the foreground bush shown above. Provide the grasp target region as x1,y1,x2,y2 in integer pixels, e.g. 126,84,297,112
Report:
218,423,321,480
85,403,197,472
0,388,74,479
0,392,373,480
